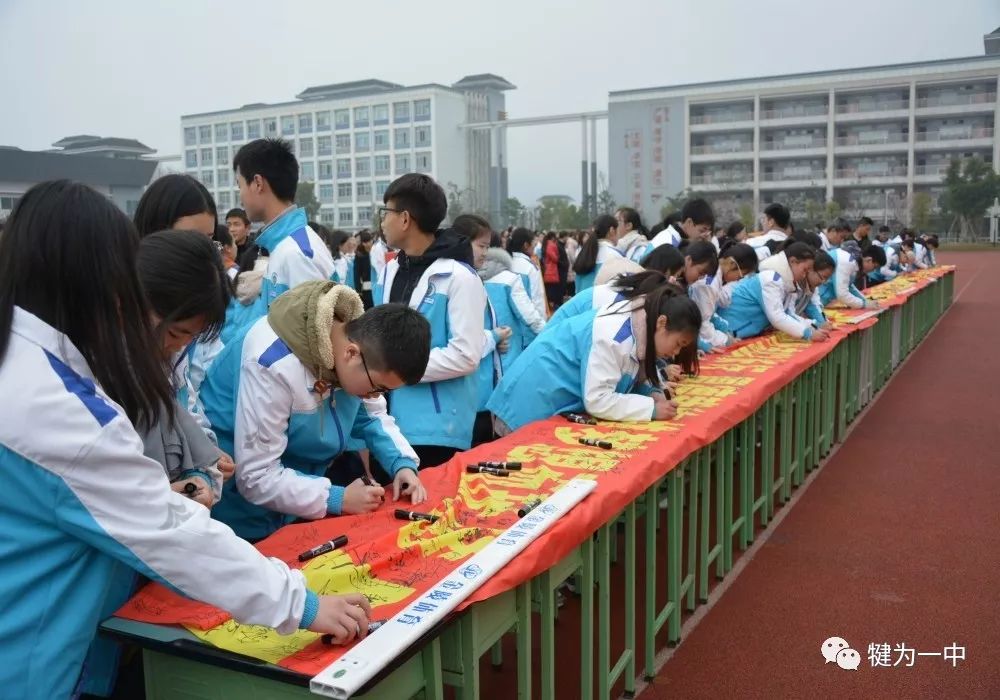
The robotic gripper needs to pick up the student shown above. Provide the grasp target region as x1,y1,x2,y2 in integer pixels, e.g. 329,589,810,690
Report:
820,217,852,251
133,173,217,237
215,223,240,280
678,241,722,351
573,214,624,293
372,174,487,467
324,228,354,286
233,138,335,310
201,281,430,540
694,242,760,350
541,230,569,311
916,234,938,267
507,227,548,320
852,216,874,252
369,231,390,286
645,199,715,253
0,181,372,700
615,207,650,262
353,230,376,308
715,242,829,342
725,220,748,244
747,203,791,260
226,207,253,261
862,246,890,286
487,272,701,431
795,249,835,329
819,240,879,309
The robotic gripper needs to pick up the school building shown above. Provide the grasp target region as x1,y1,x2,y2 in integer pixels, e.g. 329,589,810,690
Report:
179,74,515,230
608,27,1000,227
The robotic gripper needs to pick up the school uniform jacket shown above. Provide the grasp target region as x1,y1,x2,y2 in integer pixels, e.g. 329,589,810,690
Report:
617,231,650,263
748,229,788,261
643,224,683,257
482,266,546,366
510,251,547,320
0,308,317,699
545,283,624,331
373,257,487,450
715,254,814,340
819,248,867,309
200,317,417,541
487,301,656,431
575,240,625,294
689,274,733,349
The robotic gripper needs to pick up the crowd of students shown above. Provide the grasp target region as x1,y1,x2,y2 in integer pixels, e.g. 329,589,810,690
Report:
0,136,940,698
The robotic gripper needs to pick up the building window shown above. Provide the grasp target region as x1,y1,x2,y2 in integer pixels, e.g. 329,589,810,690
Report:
317,136,332,156
281,116,295,136
355,132,370,152
201,170,214,186
376,180,390,199
201,148,213,166
321,209,336,224
395,154,410,174
373,104,389,125
319,184,334,202
415,126,431,148
185,150,197,168
216,146,229,163
298,113,313,133
337,158,352,178
355,157,372,178
198,125,212,142
215,124,228,142
184,127,197,146
336,133,351,154
339,209,354,226
264,118,277,137
335,109,350,130
357,181,373,200
374,155,390,176
393,101,410,123
319,161,334,180
354,106,369,128
394,128,411,149
217,168,231,187
219,191,231,208
414,99,431,121
299,137,314,157
415,151,431,173
316,111,331,131
230,122,244,141
357,206,373,225
373,130,389,151
247,119,261,139
337,183,353,202
301,162,315,181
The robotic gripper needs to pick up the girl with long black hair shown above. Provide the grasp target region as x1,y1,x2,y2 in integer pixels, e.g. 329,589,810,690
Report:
573,214,624,293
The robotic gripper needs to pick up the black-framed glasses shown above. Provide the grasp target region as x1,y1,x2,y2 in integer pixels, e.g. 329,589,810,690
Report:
358,350,389,397
377,206,404,222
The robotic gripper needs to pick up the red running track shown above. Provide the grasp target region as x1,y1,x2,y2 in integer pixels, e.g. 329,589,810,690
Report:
642,251,1000,699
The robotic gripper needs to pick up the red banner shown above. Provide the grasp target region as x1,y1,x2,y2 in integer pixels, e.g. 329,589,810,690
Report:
115,268,953,675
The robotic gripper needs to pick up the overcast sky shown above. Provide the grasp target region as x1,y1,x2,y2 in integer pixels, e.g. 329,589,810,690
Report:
1,0,998,205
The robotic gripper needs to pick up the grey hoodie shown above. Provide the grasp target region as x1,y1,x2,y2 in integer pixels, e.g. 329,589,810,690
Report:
479,247,515,282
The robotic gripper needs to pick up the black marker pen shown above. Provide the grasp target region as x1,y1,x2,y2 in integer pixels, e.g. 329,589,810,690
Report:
394,509,439,523
297,534,349,562
518,499,542,518
183,482,198,497
321,620,386,643
578,437,613,450
465,465,510,477
477,461,522,471
361,474,385,501
563,413,597,425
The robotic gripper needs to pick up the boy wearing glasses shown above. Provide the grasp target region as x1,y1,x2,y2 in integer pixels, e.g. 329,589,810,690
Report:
373,174,487,468
200,282,431,541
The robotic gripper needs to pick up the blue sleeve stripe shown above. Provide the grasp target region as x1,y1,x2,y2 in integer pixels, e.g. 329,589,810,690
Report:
44,350,117,427
613,317,633,344
258,337,293,368
290,227,314,259
299,589,320,629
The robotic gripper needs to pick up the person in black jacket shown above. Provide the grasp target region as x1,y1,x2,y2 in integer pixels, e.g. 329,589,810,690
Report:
353,230,375,309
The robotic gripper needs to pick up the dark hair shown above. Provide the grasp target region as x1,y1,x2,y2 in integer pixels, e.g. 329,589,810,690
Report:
346,303,430,385
574,214,617,274
452,214,492,240
137,231,230,346
924,234,939,248
357,229,374,245
683,240,719,277
863,246,887,267
662,211,682,230
612,271,702,377
325,229,350,259
725,220,746,239
0,181,175,430
383,173,447,233
858,216,874,227
764,203,790,229
616,207,647,236
791,230,822,250
214,223,234,248
878,225,891,234
640,244,685,276
828,217,852,233
506,227,535,256
782,241,817,262
232,138,298,202
133,174,217,237
680,199,715,229
813,250,835,273
225,207,250,225
719,242,759,276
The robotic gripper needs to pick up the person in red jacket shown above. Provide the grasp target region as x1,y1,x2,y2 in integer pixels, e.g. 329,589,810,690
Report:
541,230,568,312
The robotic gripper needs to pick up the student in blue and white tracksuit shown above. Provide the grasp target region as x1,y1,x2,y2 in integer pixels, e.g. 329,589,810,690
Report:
794,249,835,329
615,207,650,263
691,242,760,350
201,282,429,541
507,228,548,320
819,244,879,309
715,243,830,342
0,181,370,700
374,174,488,467
573,214,624,293
487,273,702,431
642,198,716,259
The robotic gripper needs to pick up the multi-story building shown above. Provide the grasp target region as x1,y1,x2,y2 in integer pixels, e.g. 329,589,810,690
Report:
609,28,1000,227
180,75,514,230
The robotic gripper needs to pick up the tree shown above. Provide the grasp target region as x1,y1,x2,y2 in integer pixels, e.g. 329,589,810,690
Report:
535,197,589,230
501,197,525,227
940,157,1000,241
803,199,825,229
295,181,321,221
595,172,617,216
824,200,843,223
911,192,934,231
738,203,755,231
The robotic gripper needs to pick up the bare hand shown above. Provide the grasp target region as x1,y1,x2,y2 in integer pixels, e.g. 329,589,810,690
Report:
666,364,683,382
308,593,372,643
171,478,212,508
811,329,831,342
495,326,512,354
342,478,384,515
652,392,678,420
392,468,427,505
217,451,235,481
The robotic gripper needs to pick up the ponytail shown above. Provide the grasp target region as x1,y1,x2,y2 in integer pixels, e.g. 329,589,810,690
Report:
506,227,535,256
642,283,702,379
719,242,758,278
617,207,647,236
574,214,616,275
781,241,817,263
640,244,684,277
